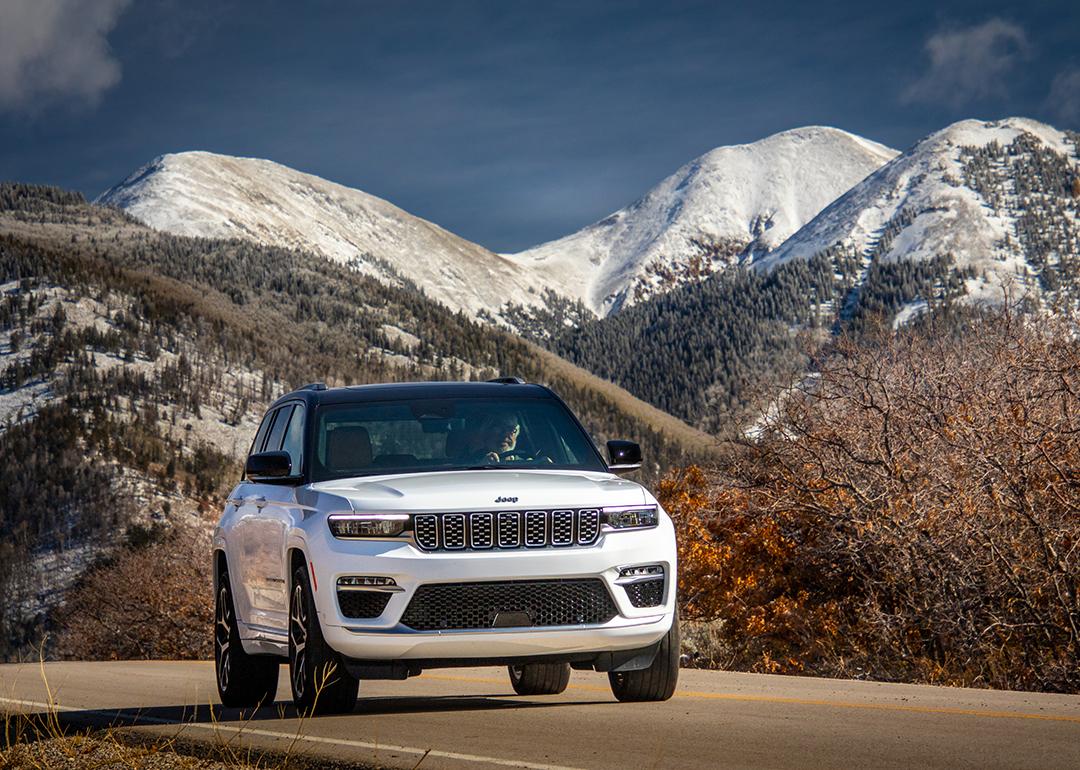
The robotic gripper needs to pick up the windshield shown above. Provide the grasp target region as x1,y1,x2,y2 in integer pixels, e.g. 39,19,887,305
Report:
311,396,607,481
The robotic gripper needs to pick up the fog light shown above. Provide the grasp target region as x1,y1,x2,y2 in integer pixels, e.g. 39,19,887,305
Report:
328,513,408,538
337,576,397,588
604,506,658,529
618,565,664,578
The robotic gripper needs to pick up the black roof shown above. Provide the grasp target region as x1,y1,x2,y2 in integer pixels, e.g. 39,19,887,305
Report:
269,380,553,410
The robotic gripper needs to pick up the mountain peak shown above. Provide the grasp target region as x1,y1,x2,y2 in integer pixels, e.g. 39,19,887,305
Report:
98,150,539,316
758,115,1080,312
508,126,898,314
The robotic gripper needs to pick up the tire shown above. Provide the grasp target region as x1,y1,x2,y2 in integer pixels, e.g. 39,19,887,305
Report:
215,567,280,708
289,564,359,715
608,614,680,702
507,662,571,695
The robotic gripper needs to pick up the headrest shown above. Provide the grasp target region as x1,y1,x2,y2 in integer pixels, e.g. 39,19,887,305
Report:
326,426,372,472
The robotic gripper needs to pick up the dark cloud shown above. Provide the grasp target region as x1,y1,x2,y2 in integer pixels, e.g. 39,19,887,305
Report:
0,0,132,112
1047,68,1080,127
1,2,1077,251
902,19,1030,108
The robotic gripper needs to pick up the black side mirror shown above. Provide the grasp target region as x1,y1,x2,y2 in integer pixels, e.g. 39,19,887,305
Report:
606,440,642,474
246,450,292,479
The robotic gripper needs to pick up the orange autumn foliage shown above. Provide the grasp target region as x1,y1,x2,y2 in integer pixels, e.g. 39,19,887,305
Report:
661,309,1080,692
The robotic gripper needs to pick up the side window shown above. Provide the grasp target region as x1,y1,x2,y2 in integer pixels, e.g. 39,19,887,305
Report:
249,410,276,457
280,404,305,475
265,405,293,453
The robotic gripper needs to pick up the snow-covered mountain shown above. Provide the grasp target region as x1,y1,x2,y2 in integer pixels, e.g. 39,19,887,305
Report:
508,127,897,314
99,129,897,321
97,152,540,316
758,118,1080,311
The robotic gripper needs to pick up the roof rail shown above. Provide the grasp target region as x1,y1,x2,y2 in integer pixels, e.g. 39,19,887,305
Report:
487,376,526,385
301,382,328,391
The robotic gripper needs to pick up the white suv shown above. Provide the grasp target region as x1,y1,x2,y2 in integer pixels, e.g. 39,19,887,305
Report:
213,379,679,714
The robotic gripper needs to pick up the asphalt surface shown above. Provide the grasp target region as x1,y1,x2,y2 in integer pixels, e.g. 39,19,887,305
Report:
1,661,1078,769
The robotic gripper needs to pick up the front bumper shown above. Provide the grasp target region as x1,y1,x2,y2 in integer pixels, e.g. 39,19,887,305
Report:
306,521,677,661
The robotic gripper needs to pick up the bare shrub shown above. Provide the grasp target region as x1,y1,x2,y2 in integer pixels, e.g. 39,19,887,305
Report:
55,525,212,660
666,309,1080,692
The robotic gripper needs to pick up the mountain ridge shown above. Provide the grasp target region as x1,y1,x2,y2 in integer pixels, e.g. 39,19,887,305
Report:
97,127,899,319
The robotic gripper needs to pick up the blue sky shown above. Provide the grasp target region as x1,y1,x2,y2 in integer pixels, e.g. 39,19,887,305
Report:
1,0,1078,251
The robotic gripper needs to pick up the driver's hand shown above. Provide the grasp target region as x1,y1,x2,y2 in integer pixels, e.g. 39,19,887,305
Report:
485,451,500,463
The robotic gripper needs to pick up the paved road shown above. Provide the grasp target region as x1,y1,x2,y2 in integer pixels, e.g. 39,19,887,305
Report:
1,661,1078,769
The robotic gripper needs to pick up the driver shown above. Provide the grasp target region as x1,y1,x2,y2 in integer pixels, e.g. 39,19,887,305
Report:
463,413,521,463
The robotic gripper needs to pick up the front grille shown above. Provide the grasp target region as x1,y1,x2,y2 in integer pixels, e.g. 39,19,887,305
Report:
525,511,546,546
443,514,466,549
624,578,665,608
412,509,601,551
400,578,618,630
414,515,438,549
337,590,393,619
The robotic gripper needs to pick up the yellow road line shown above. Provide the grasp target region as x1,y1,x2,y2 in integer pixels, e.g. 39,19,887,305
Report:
421,673,1080,725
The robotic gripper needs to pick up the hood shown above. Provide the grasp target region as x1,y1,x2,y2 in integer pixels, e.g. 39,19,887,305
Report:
309,469,646,512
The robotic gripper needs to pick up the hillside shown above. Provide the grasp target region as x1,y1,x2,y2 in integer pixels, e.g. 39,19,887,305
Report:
760,118,1080,314
547,119,1080,427
0,186,716,660
509,127,897,314
97,152,540,317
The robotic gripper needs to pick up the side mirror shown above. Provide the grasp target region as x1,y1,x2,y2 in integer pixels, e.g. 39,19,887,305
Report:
606,440,642,474
246,450,292,480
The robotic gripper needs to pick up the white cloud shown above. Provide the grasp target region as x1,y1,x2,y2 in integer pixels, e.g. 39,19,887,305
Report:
0,0,132,112
902,19,1030,108
1046,68,1080,127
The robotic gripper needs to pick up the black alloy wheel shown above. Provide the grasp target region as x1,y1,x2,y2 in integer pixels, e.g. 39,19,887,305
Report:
215,567,280,708
289,564,360,714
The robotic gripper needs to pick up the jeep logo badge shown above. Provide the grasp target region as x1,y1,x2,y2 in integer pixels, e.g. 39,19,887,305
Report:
495,496,518,503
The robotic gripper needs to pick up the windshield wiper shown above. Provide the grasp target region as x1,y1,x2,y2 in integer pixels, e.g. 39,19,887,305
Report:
462,464,515,470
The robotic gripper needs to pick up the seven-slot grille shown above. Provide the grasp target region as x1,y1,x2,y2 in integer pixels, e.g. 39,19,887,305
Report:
412,509,600,551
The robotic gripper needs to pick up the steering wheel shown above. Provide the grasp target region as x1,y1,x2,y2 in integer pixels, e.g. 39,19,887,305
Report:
498,447,548,462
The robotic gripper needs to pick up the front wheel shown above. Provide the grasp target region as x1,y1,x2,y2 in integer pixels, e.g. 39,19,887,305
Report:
289,564,359,714
215,567,280,708
508,662,571,695
609,614,680,702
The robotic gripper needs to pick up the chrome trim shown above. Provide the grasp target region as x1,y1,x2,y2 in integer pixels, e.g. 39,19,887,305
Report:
497,511,522,548
470,512,494,549
551,509,574,546
442,513,467,549
524,510,548,547
335,585,405,593
414,514,439,550
578,509,600,545
615,573,666,586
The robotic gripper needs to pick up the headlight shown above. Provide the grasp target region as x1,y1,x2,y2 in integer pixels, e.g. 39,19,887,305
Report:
603,505,659,530
328,513,409,538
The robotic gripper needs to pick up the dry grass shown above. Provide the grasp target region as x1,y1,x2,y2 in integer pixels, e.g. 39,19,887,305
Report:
0,657,372,770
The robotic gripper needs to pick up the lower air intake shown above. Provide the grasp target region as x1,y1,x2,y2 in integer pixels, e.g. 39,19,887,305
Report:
337,590,393,619
400,579,618,631
624,578,665,608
